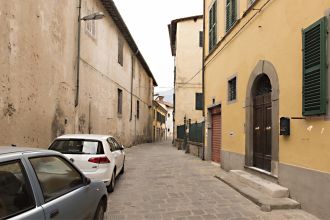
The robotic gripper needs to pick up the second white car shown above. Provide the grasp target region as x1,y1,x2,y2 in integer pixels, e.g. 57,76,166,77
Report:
49,134,125,193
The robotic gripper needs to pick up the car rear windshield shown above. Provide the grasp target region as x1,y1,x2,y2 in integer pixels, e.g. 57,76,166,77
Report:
49,139,104,155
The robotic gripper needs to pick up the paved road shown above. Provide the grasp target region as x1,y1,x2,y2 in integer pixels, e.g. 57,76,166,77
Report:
106,141,319,220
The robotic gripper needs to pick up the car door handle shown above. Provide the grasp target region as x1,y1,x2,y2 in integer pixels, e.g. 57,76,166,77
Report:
50,209,59,218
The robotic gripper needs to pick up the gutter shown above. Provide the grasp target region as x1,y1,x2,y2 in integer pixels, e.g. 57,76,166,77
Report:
202,0,206,160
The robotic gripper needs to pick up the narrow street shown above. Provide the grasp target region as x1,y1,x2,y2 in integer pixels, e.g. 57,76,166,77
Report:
106,142,318,220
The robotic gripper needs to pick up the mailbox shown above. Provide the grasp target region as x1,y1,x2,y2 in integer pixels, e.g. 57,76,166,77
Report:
280,117,290,136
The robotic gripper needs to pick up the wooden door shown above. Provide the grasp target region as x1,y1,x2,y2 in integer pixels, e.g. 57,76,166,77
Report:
211,106,221,163
253,93,272,172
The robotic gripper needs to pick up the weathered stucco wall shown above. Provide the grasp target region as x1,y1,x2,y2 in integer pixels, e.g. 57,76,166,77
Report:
0,0,77,147
174,18,203,138
0,0,154,148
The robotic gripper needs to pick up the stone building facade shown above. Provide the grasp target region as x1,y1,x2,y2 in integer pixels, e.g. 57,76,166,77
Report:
0,0,157,148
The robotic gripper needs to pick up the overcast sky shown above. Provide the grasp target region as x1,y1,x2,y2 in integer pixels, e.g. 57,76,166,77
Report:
113,0,203,92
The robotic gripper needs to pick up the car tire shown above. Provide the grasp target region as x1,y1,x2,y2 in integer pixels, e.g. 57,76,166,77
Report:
94,200,105,220
107,170,115,193
120,161,125,175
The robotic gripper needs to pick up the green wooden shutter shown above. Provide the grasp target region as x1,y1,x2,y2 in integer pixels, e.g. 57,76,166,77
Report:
226,0,237,32
209,6,213,51
231,0,237,26
209,2,217,51
226,0,231,31
213,2,217,47
302,17,328,116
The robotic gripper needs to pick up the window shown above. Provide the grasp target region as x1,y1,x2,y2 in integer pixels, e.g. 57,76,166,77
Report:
118,89,123,115
199,31,204,47
209,1,217,51
247,0,256,7
107,138,116,151
30,156,83,202
111,138,122,150
228,77,237,101
136,100,140,119
302,17,328,116
118,35,124,66
195,93,203,110
49,140,104,155
226,0,237,32
157,112,165,124
0,161,35,219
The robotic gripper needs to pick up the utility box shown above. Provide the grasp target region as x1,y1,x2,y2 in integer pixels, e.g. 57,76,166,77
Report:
280,117,290,136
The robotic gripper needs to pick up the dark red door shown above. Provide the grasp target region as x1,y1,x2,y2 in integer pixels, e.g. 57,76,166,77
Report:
253,93,272,172
211,106,221,163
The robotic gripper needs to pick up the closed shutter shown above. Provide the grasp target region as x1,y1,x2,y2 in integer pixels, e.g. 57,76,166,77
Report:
302,17,328,116
209,1,217,51
211,107,221,163
226,0,237,32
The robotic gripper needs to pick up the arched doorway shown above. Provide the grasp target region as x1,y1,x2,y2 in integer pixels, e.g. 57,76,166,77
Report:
245,60,279,175
252,74,272,171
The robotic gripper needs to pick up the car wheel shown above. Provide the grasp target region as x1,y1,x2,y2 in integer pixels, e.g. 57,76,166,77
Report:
107,170,115,193
120,161,125,175
94,200,105,220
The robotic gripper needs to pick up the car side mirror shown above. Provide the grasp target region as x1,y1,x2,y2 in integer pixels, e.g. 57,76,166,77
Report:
121,145,124,150
84,177,91,185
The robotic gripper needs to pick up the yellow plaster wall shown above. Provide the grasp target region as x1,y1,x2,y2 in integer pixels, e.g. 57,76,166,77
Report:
204,0,330,173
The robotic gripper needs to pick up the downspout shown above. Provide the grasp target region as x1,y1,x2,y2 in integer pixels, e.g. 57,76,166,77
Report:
202,0,206,160
130,49,139,121
75,0,82,107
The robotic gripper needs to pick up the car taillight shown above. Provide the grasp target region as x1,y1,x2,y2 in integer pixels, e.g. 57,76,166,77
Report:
88,156,110,164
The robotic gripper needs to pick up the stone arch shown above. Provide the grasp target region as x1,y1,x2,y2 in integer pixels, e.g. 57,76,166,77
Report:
245,60,279,176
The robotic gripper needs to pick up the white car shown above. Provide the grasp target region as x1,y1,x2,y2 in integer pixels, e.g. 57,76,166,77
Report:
49,134,125,193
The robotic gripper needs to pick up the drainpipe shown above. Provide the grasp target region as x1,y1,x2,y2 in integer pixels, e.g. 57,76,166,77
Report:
130,50,139,121
202,0,206,160
75,0,82,107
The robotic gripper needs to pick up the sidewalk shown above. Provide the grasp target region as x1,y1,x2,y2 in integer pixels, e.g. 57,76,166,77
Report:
106,141,319,220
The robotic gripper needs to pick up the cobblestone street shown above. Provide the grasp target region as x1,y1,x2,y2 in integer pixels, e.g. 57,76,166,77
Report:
106,141,319,220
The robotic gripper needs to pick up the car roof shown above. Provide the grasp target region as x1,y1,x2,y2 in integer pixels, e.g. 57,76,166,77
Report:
55,134,112,141
0,146,54,155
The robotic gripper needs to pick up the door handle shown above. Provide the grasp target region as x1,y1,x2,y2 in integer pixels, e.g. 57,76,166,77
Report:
266,126,271,130
50,209,59,218
255,127,260,130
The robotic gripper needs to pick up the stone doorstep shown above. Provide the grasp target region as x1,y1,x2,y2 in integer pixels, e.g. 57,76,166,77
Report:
229,170,289,198
215,173,301,212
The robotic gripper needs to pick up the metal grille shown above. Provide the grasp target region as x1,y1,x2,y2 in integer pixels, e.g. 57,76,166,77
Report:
189,121,204,143
177,125,186,140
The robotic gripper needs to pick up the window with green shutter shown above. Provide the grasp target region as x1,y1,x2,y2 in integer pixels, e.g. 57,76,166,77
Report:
226,0,237,32
302,17,328,116
209,1,217,52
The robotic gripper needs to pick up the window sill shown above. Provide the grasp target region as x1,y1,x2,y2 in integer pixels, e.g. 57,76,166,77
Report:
227,99,237,105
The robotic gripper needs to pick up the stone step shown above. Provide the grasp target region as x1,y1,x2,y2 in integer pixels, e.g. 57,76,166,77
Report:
229,170,289,198
215,172,300,212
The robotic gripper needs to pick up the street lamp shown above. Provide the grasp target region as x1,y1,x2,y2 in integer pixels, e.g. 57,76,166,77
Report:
81,12,105,21
75,1,105,107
